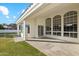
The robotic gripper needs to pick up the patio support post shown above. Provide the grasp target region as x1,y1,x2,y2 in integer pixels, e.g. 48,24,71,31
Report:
44,20,46,36
17,24,20,36
23,20,26,40
61,15,64,37
77,12,79,39
51,17,53,35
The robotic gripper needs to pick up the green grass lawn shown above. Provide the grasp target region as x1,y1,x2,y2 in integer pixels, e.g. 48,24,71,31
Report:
0,38,46,56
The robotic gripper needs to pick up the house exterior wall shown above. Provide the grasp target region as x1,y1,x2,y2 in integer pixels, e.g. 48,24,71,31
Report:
25,18,46,38
17,4,79,42
44,4,79,42
25,19,36,38
19,22,25,38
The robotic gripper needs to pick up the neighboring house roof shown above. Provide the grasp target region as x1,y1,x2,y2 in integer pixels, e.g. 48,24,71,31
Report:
16,3,43,24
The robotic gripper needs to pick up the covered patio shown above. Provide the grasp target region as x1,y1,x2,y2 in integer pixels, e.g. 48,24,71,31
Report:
26,37,79,56
16,3,79,42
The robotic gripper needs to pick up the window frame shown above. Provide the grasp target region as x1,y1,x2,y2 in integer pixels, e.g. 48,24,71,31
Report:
45,18,51,35
64,11,77,38
53,15,61,36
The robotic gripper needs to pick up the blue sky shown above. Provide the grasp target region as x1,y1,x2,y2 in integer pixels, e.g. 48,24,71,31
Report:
0,3,32,24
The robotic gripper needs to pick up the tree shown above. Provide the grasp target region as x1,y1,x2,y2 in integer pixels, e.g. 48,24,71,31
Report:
0,24,5,29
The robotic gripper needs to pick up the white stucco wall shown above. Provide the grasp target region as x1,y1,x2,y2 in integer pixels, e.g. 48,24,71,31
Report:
22,3,79,42
25,19,36,37
44,4,79,42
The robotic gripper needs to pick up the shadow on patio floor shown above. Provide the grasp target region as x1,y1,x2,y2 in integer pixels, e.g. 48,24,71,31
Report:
26,39,79,45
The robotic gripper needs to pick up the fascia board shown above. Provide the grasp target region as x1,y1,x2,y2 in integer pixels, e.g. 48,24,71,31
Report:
16,3,43,24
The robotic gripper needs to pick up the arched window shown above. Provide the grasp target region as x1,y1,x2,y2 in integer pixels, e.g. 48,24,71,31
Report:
53,15,61,36
45,18,51,35
64,11,77,38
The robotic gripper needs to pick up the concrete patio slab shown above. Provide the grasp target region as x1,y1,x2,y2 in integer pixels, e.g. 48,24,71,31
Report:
26,38,79,56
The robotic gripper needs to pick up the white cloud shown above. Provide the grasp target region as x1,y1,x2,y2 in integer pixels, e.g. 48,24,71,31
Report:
13,16,16,19
0,6,9,18
6,16,9,19
0,6,9,16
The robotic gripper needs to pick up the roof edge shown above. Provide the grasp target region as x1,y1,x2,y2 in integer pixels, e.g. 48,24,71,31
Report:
16,3,43,24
